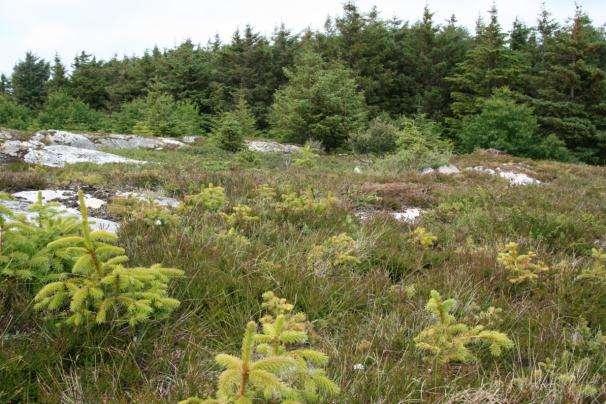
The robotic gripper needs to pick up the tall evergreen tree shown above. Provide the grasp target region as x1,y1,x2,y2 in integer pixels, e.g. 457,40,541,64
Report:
447,5,526,119
409,7,470,119
48,54,68,93
525,6,606,162
70,51,109,110
0,74,10,95
270,48,367,150
11,52,50,110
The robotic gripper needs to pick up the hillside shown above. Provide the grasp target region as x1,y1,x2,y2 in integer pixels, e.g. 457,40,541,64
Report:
1,129,605,402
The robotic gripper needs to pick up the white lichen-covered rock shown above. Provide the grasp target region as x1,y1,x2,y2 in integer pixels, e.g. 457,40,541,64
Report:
31,130,97,149
11,189,106,209
390,208,423,223
115,190,181,208
0,140,36,156
0,195,117,233
421,164,460,175
12,189,74,203
246,140,301,154
30,130,186,150
497,170,541,186
0,130,194,166
356,207,423,224
181,136,199,144
95,134,185,150
22,145,145,167
467,166,541,186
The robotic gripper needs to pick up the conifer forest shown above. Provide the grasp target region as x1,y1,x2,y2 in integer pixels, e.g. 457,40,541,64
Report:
0,2,605,403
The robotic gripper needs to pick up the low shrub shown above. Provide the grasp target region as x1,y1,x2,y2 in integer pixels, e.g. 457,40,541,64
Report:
349,116,398,155
37,91,109,132
378,115,452,171
0,94,33,130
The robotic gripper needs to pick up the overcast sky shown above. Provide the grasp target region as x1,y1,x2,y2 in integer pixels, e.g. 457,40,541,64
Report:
1,0,604,75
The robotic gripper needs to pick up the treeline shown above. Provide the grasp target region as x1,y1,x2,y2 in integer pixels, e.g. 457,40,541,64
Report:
0,3,605,163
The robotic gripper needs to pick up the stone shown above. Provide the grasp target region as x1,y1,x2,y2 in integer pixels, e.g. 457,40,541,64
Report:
356,207,423,224
115,190,181,208
246,140,301,154
22,144,145,167
95,134,185,150
181,136,199,144
467,166,541,186
31,130,97,149
12,189,74,203
0,196,118,233
421,164,460,175
390,208,423,223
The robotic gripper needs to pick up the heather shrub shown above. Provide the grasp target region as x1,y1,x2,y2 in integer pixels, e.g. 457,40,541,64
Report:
350,116,398,155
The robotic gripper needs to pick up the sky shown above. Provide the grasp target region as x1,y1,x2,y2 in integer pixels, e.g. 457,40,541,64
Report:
1,0,604,75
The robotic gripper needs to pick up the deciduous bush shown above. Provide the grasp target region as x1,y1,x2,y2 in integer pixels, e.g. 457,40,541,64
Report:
378,115,452,171
349,116,399,155
37,91,109,132
0,94,33,130
459,88,573,160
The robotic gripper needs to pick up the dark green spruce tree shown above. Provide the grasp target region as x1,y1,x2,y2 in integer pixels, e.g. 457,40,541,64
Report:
524,6,606,163
11,52,50,110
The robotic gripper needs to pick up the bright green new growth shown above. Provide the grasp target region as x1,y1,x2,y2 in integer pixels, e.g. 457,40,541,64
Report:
414,290,514,364
412,227,438,248
307,233,361,276
184,183,228,212
254,184,277,202
497,242,549,284
292,144,319,168
220,204,259,228
577,248,606,284
274,190,339,216
256,292,340,402
182,292,339,403
181,321,297,404
216,227,251,253
1,193,79,280
33,191,183,327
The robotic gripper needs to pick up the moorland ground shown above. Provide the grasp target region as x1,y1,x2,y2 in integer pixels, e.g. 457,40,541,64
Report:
1,137,605,402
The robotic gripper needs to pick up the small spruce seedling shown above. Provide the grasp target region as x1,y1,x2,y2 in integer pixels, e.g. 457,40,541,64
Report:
414,290,514,364
255,292,340,402
307,233,361,276
34,191,183,327
577,248,606,284
1,193,79,281
411,227,437,248
497,242,549,284
183,183,228,212
181,292,340,403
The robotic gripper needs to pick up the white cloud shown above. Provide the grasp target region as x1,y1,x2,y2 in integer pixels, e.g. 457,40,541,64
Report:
0,0,604,75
